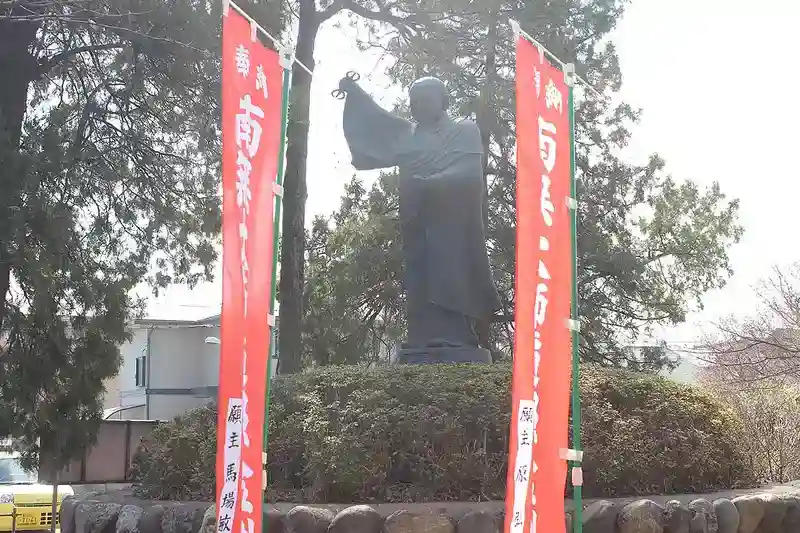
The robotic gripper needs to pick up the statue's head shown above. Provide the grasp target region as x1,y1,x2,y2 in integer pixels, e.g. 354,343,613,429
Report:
409,77,449,126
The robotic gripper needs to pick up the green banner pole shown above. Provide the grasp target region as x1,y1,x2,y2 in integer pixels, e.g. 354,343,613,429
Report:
565,64,583,533
262,52,292,533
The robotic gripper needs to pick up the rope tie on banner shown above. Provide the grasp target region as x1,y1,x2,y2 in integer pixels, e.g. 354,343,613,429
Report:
509,19,601,99
223,0,313,76
261,452,268,490
250,19,258,42
278,47,293,71
563,443,585,488
563,62,576,89
559,448,583,462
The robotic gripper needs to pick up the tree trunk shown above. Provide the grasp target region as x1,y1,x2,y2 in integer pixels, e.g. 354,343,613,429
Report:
476,9,497,224
475,11,498,356
277,2,319,374
0,15,39,329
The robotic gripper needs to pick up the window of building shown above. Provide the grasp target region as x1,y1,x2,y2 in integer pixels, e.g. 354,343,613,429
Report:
135,355,147,387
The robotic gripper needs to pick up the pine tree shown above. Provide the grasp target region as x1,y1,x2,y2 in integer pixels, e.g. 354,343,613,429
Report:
302,0,742,367
0,0,280,468
275,0,425,374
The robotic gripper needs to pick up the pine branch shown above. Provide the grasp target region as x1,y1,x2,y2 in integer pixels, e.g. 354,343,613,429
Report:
38,41,124,75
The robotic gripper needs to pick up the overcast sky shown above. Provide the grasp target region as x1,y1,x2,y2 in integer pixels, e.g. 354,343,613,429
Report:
145,0,800,348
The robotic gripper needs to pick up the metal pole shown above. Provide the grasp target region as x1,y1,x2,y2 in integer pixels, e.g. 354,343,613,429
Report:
11,505,17,533
566,66,583,533
50,469,59,533
261,49,293,533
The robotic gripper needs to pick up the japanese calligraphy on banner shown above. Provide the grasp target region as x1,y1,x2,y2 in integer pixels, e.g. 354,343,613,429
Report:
217,8,283,533
505,36,573,533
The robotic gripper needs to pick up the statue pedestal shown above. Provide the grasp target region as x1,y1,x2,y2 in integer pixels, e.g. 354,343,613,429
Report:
392,345,492,365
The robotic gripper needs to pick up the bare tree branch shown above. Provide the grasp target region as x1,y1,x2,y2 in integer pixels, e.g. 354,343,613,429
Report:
699,263,800,386
38,41,123,74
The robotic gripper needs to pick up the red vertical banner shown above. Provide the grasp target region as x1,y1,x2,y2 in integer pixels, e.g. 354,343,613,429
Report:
217,8,282,533
505,36,573,533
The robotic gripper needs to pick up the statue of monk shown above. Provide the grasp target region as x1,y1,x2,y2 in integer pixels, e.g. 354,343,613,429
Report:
337,74,501,364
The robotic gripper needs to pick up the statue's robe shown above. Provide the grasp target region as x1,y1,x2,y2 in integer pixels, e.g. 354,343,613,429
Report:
341,82,501,347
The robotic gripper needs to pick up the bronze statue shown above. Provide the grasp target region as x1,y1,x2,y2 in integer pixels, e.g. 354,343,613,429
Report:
336,73,501,364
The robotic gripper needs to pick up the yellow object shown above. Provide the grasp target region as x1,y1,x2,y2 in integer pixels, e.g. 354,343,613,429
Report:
0,452,73,532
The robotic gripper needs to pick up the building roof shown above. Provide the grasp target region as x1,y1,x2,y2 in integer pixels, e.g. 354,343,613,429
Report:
133,313,280,329
133,313,220,328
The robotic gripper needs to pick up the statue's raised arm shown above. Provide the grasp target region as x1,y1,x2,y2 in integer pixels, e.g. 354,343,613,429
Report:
337,73,414,171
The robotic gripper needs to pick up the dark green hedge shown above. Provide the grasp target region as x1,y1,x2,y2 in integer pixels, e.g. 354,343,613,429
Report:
130,364,755,502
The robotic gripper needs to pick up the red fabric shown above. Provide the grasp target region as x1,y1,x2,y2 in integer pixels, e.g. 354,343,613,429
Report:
217,9,282,533
505,36,573,533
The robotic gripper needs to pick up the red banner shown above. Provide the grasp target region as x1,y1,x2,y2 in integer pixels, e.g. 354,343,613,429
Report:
216,9,282,533
505,36,573,533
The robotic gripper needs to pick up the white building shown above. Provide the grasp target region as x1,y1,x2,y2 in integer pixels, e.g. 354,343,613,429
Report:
624,343,701,385
103,314,278,421
101,325,700,421
661,357,701,384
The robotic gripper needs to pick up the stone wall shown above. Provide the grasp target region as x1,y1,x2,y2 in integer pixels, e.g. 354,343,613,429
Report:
60,492,800,533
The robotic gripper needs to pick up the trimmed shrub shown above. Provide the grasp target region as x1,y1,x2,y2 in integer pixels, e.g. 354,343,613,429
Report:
130,364,755,502
130,404,218,501
579,367,754,496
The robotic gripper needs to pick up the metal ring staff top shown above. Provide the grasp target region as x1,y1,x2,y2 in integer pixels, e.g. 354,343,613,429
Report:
331,71,361,99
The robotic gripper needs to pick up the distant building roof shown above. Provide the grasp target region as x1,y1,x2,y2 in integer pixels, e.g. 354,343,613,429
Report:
103,404,146,419
132,313,220,328
133,313,280,329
